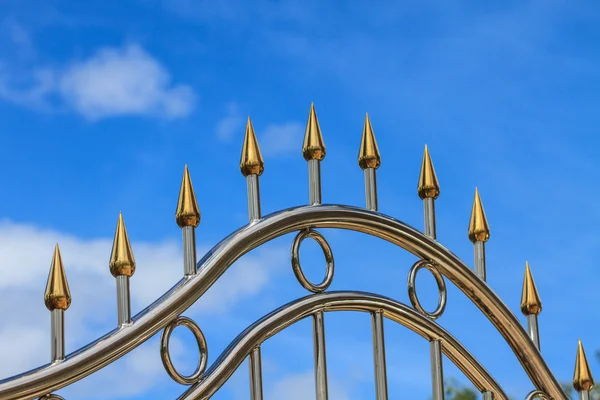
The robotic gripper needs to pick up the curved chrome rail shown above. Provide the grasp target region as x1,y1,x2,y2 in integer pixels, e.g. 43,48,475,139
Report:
0,204,567,399
177,291,508,400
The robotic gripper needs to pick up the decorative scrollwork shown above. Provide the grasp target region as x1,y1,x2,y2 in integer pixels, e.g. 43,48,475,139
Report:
160,316,208,385
525,390,551,400
407,260,447,320
291,229,334,293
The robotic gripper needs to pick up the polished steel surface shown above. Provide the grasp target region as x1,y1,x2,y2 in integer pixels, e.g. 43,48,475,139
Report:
482,392,493,400
44,245,71,312
302,103,326,161
240,117,265,177
358,114,381,170
417,145,440,200
574,340,594,392
116,276,131,326
580,391,591,400
525,391,551,400
0,205,566,399
313,311,329,400
474,241,486,281
109,213,136,278
527,315,540,352
246,175,261,221
38,395,65,400
50,310,64,362
521,262,542,316
371,311,388,400
430,340,445,400
291,229,334,293
408,260,447,320
364,168,378,212
248,347,263,400
160,316,208,385
182,226,197,276
175,166,201,228
308,159,322,205
468,188,490,243
423,197,436,239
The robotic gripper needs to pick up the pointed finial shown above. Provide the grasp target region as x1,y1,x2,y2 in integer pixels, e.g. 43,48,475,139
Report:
109,212,136,277
44,244,71,311
468,188,490,243
302,102,326,161
574,340,594,392
358,113,381,170
175,165,201,228
240,117,265,177
417,145,440,199
520,262,542,315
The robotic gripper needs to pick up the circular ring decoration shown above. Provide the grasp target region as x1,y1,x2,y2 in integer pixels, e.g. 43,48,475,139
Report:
407,260,447,320
160,316,208,385
525,391,551,400
291,229,335,293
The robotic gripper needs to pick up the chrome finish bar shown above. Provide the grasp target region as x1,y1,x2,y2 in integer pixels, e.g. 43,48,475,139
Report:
482,391,493,400
249,347,263,400
364,168,378,211
50,310,64,362
182,226,197,276
527,315,540,351
246,175,261,221
116,275,131,326
313,311,328,400
431,340,445,400
580,391,590,400
424,198,436,239
474,241,486,281
0,205,564,400
308,159,322,205
371,311,388,400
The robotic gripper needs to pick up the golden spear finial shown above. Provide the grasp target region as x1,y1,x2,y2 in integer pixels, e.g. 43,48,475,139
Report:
44,244,71,311
358,113,381,170
302,102,326,161
109,212,136,278
468,188,490,243
417,145,440,200
520,262,542,315
240,117,265,177
574,340,594,392
175,165,201,228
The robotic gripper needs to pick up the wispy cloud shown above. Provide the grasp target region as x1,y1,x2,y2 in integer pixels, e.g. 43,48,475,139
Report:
216,102,245,141
260,122,303,156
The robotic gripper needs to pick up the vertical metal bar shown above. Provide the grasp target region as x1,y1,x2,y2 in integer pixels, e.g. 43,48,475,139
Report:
308,159,322,205
527,314,540,351
371,312,388,400
423,197,436,239
313,311,329,400
50,309,64,362
482,392,493,400
580,391,590,400
430,340,445,400
246,174,261,221
249,346,263,400
182,226,197,276
116,275,131,326
364,168,378,211
474,241,486,281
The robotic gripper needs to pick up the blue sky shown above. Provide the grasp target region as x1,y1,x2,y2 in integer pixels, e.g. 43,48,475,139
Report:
0,0,599,398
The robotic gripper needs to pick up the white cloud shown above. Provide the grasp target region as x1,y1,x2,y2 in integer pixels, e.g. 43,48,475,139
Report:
267,371,350,400
216,102,245,141
261,122,303,156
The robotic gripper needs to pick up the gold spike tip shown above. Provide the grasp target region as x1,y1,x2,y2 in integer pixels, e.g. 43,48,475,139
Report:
520,262,542,316
240,117,265,177
468,188,490,243
417,145,440,199
358,113,381,170
44,244,72,311
302,103,326,161
574,340,595,392
175,165,201,228
109,213,136,278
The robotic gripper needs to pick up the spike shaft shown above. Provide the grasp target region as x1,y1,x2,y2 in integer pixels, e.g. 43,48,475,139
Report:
364,169,378,211
309,160,322,205
527,314,540,351
424,198,436,239
474,241,486,281
313,311,328,400
249,346,263,400
430,340,445,400
246,175,262,221
50,310,64,362
371,311,388,400
182,226,197,276
116,276,131,326
580,392,590,400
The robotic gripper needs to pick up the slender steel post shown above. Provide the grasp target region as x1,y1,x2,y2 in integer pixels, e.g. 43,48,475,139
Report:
50,310,64,362
44,244,70,363
358,113,381,211
468,188,490,281
371,312,388,400
249,346,263,400
423,198,436,239
521,262,542,351
527,315,540,351
364,169,378,211
418,145,440,239
313,311,329,400
482,391,493,400
309,159,322,205
182,226,197,276
109,213,136,327
246,175,261,221
580,392,590,400
116,276,131,326
176,165,201,276
430,340,445,400
474,241,486,281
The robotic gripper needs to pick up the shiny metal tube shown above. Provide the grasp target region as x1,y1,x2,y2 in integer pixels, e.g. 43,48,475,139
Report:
0,205,565,400
364,168,378,211
424,198,436,239
246,175,261,221
430,340,445,400
249,346,263,400
527,314,540,351
116,275,131,326
371,311,388,400
308,159,322,205
182,226,197,276
580,391,590,400
482,391,493,400
50,310,64,362
313,311,328,400
474,241,486,281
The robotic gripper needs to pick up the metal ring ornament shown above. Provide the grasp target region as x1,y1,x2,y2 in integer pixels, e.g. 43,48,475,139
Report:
160,316,208,385
291,229,334,293
525,391,551,400
407,260,447,320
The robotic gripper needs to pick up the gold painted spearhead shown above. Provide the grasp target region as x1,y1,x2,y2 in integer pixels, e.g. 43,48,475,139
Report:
574,340,594,392
358,113,381,170
109,212,136,278
44,244,71,311
520,262,542,316
302,103,326,161
468,188,490,243
175,165,201,228
417,145,440,200
240,117,264,177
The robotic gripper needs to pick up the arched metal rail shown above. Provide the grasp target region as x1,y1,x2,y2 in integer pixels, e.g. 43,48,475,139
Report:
0,204,567,399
